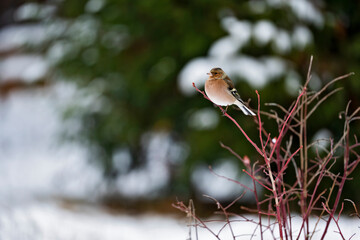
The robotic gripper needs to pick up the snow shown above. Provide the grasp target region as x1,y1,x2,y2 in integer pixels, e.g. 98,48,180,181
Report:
188,214,360,239
114,130,188,198
67,15,99,47
0,81,186,238
272,29,292,54
221,18,252,42
285,70,302,96
208,36,243,59
0,25,47,52
0,79,187,202
0,202,188,240
85,0,106,13
265,0,324,27
178,0,323,96
214,17,252,58
288,0,324,27
229,57,268,87
191,161,255,202
178,14,308,95
46,40,77,65
0,55,48,82
292,25,313,50
188,108,219,130
0,77,188,239
14,2,56,21
0,49,186,208
178,56,286,95
0,83,103,203
253,20,277,46
0,200,358,240
308,72,322,91
311,128,333,151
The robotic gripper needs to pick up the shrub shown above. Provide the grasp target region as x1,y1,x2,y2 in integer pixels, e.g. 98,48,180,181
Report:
174,57,359,240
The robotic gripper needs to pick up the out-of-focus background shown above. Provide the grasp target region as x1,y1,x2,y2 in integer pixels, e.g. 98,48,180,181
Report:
1,0,360,239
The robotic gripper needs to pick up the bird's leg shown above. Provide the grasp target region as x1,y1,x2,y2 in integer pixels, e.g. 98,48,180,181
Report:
221,105,229,116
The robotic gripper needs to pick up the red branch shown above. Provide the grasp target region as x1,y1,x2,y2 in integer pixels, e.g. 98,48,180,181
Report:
256,90,269,164
209,166,254,192
268,88,306,161
321,203,346,240
242,169,273,191
275,146,302,181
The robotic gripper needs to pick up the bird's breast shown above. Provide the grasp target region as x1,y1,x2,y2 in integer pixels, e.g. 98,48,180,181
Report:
205,80,236,106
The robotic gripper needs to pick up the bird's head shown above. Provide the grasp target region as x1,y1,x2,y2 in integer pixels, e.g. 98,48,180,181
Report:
208,67,226,79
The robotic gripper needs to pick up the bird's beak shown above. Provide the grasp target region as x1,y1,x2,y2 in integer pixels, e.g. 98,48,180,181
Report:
207,72,211,75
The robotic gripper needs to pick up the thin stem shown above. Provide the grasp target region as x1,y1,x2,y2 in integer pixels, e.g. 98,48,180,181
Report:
268,88,306,161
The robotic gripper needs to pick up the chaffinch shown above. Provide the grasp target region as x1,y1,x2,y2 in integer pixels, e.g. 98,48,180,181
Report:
204,67,256,116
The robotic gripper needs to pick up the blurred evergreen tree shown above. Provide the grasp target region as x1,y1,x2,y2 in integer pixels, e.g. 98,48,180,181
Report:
54,0,228,180
10,0,360,201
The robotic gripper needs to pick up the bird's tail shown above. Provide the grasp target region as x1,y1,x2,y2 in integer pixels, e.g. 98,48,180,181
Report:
235,101,256,116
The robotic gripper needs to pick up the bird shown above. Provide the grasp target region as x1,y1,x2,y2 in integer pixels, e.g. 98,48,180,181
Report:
204,67,256,116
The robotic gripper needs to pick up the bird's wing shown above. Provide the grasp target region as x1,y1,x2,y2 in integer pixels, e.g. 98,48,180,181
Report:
223,76,246,105
229,88,246,105
223,76,235,89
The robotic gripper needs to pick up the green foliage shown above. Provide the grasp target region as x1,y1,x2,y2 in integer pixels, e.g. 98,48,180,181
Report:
18,0,360,199
53,0,230,179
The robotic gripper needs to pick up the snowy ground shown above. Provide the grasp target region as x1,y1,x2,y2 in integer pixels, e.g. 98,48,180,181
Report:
0,201,188,240
0,200,359,240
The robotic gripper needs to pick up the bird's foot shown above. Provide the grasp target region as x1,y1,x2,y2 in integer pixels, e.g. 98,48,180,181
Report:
221,106,229,116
